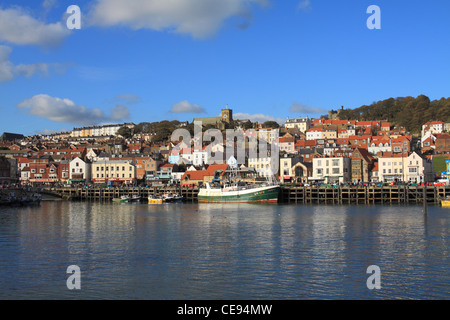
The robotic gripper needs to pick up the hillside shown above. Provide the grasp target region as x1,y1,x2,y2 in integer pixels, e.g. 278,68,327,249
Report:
336,95,450,133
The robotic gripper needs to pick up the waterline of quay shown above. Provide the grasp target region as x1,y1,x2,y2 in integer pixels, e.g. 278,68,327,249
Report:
32,185,450,205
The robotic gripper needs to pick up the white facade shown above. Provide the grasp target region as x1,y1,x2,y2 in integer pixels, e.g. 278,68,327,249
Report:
378,155,405,182
312,157,351,184
421,121,444,137
69,157,91,182
285,117,310,133
378,152,433,183
306,129,324,141
368,141,391,155
257,129,279,144
404,152,433,183
248,153,279,178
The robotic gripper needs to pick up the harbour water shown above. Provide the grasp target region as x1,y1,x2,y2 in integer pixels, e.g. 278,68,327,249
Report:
0,201,448,300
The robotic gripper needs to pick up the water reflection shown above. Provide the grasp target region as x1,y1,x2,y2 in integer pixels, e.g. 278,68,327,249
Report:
0,202,448,299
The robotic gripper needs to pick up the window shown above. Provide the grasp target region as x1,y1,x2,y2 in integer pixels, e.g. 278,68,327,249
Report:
332,168,340,174
332,160,339,167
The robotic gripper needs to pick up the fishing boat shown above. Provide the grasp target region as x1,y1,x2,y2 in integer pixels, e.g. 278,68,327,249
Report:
441,197,450,207
112,195,129,203
148,195,163,204
129,194,141,202
198,166,280,203
198,182,280,203
162,193,183,203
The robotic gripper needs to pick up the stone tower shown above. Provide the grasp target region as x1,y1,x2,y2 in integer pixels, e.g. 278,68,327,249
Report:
221,107,233,124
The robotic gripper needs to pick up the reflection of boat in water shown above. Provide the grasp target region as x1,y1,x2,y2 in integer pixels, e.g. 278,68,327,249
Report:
0,192,41,206
148,195,163,204
162,193,183,203
129,194,141,202
113,195,129,203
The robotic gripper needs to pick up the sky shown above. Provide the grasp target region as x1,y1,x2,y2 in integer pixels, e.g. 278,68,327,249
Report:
1,0,450,136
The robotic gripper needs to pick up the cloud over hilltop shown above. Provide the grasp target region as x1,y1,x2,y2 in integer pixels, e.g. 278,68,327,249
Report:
17,94,130,126
170,100,206,114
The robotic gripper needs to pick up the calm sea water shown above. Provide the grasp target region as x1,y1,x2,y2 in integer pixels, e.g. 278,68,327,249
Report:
0,201,448,300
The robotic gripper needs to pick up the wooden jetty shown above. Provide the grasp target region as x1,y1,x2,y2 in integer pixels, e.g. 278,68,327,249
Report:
45,186,199,203
279,185,450,205
38,185,450,205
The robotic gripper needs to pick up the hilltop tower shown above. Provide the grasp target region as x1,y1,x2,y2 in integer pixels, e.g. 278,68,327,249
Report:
221,107,233,124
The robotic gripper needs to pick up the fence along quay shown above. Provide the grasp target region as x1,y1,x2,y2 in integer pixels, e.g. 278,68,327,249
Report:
41,185,450,205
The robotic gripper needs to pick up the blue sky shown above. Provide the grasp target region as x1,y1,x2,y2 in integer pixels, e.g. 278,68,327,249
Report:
1,0,450,136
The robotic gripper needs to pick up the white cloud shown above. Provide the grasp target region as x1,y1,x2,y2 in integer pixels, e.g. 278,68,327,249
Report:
297,0,312,12
170,100,205,113
110,104,130,120
234,112,284,124
113,94,142,105
0,45,71,82
17,94,130,125
0,7,70,47
87,0,269,38
289,102,326,115
42,0,57,10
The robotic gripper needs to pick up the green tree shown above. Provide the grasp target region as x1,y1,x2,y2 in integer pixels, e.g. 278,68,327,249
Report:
262,121,280,129
116,126,133,139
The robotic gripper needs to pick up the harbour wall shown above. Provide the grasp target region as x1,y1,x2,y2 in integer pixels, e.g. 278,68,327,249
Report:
35,185,450,205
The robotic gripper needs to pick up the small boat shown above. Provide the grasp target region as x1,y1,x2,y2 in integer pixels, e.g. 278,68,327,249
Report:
162,193,183,203
441,198,450,207
129,194,141,202
113,195,129,203
148,195,163,204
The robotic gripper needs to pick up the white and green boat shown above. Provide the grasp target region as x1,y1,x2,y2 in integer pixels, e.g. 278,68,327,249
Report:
112,195,129,203
198,182,280,203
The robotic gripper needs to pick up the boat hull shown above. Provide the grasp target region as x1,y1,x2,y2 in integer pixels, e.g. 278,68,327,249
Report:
198,185,280,203
441,200,450,207
148,198,163,204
